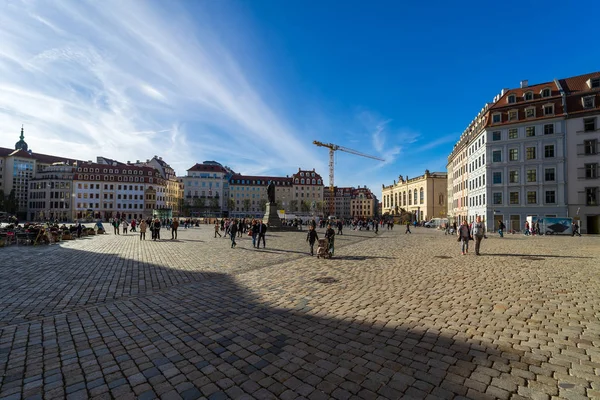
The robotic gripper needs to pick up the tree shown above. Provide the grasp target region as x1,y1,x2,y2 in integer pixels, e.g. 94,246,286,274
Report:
227,198,236,212
300,200,311,213
210,196,219,211
242,199,251,212
6,189,18,215
316,201,324,214
290,200,298,213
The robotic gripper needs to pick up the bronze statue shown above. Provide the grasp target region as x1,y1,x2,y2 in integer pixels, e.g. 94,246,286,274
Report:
267,181,275,204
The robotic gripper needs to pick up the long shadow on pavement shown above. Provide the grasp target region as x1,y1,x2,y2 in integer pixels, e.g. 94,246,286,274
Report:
0,247,587,400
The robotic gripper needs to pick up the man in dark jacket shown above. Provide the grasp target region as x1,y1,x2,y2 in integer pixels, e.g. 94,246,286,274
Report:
230,219,238,248
306,225,319,256
257,221,268,249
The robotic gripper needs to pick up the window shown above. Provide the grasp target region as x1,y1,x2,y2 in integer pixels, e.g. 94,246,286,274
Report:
584,139,598,155
584,117,596,132
509,110,518,121
545,168,555,181
586,187,598,206
509,148,519,161
542,88,551,98
590,78,600,89
508,128,518,139
492,113,501,123
545,191,556,204
544,104,554,115
524,92,533,101
510,192,519,204
493,192,502,205
507,94,516,104
585,163,598,179
509,170,519,183
544,145,555,158
493,150,502,162
526,147,536,160
492,131,501,141
525,108,535,118
527,191,537,204
526,126,535,137
583,96,595,109
544,124,554,135
527,169,536,182
493,172,502,184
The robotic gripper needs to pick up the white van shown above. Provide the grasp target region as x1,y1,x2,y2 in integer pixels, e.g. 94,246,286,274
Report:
424,218,448,228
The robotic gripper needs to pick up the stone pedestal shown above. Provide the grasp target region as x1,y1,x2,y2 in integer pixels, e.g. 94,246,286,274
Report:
262,203,283,229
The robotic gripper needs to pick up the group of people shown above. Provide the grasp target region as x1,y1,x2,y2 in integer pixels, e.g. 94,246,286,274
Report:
213,218,269,249
108,217,180,241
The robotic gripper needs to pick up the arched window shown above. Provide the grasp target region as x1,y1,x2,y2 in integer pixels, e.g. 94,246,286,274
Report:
394,193,398,206
301,179,305,184
408,191,412,205
312,179,316,184
403,191,406,206
295,178,299,184
413,189,417,205
420,187,424,204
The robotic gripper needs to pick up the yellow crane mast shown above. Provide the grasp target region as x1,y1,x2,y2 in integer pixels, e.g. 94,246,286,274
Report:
313,140,384,218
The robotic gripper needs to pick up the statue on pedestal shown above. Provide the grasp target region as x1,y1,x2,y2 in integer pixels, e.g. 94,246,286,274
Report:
267,181,275,204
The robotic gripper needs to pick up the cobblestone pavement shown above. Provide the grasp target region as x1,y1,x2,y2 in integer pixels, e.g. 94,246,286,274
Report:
0,226,599,400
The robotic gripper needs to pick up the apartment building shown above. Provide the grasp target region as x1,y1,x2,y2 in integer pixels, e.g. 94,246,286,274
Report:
324,187,353,219
228,175,293,217
181,161,231,217
350,186,377,218
381,170,447,222
291,168,324,212
562,72,600,233
135,156,182,218
28,163,75,222
0,127,78,219
72,159,164,221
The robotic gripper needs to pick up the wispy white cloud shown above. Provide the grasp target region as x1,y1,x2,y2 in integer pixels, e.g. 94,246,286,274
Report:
414,133,457,152
0,0,323,176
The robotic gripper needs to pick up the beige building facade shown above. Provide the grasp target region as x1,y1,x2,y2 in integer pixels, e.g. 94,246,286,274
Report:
381,170,447,222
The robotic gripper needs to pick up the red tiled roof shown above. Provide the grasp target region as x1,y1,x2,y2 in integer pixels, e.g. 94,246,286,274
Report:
489,81,559,110
0,146,81,164
560,71,600,117
229,174,292,185
187,163,228,173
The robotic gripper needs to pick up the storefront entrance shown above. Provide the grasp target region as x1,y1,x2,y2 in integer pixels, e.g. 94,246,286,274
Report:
587,215,600,234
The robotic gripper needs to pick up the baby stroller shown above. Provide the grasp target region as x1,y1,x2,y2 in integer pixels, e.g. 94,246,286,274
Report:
316,238,332,259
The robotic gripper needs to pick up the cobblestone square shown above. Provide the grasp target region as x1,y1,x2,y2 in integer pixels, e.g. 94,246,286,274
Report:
0,226,599,399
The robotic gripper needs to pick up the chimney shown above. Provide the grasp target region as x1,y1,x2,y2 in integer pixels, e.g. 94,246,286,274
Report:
136,160,140,163
520,80,528,88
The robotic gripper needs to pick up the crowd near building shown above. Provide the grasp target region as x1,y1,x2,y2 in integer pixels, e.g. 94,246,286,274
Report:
1,131,379,222
446,71,600,234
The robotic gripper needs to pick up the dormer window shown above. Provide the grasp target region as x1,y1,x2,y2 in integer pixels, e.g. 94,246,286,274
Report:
525,107,535,118
524,91,533,101
544,104,554,116
541,88,551,98
300,172,304,176
492,113,501,124
583,95,596,109
589,77,600,89
507,94,516,104
508,110,518,121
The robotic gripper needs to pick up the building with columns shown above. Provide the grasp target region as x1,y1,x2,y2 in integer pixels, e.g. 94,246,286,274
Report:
381,170,447,222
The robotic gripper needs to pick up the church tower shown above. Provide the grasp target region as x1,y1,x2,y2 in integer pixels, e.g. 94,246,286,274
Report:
15,125,28,151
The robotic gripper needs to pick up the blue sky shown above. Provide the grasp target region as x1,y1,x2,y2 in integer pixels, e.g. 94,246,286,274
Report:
0,0,598,197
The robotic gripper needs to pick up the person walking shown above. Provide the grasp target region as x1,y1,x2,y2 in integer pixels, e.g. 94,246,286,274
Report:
256,221,267,249
306,225,319,256
251,220,259,247
374,221,378,234
325,224,336,256
497,220,505,238
458,219,471,255
122,220,128,235
572,221,582,237
113,219,120,235
214,221,222,238
130,219,136,232
405,221,411,234
139,219,147,240
472,216,486,256
524,221,530,236
229,219,238,248
153,218,161,240
171,218,179,240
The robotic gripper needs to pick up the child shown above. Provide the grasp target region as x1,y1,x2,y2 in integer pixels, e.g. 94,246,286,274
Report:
306,225,319,256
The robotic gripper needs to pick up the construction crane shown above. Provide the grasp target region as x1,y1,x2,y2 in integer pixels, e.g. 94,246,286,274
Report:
313,140,384,217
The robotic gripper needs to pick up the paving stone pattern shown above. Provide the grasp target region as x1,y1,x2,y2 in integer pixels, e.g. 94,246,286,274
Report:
0,226,599,399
